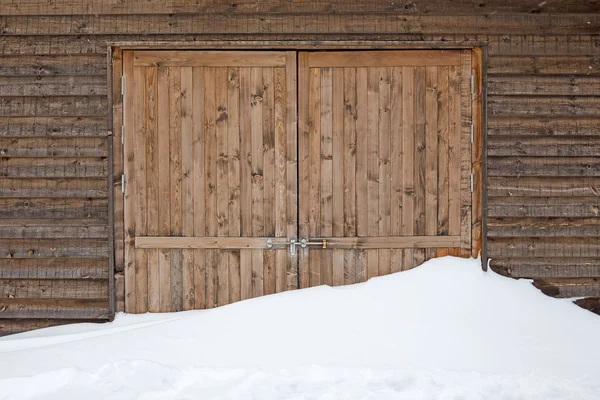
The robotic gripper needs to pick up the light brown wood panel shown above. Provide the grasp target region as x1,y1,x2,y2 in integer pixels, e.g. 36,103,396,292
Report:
298,50,477,288
123,50,297,313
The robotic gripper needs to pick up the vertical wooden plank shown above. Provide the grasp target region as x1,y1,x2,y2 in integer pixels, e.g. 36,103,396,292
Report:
390,249,403,273
460,50,473,258
205,67,218,305
262,67,275,237
193,67,206,238
367,67,379,280
216,68,229,238
158,249,171,311
402,66,415,269
390,67,403,238
332,68,344,238
239,68,252,237
251,249,263,298
145,65,160,312
472,48,483,259
228,67,241,303
204,67,217,238
169,67,183,311
228,67,241,239
273,66,287,292
367,68,379,239
205,250,216,308
263,249,276,295
194,249,206,309
181,66,195,310
240,249,252,300
437,66,450,257
378,67,392,277
251,67,264,237
284,51,298,291
332,250,344,286
229,251,241,303
112,48,124,295
133,66,148,313
448,64,462,256
123,50,137,313
367,249,379,280
414,67,426,265
305,63,321,287
217,250,229,307
215,68,230,307
298,53,311,289
343,68,357,238
356,249,367,283
320,67,333,286
192,67,206,309
355,67,368,238
425,66,439,260
343,250,356,284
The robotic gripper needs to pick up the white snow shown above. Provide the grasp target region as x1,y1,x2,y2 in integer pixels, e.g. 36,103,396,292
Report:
1,256,599,399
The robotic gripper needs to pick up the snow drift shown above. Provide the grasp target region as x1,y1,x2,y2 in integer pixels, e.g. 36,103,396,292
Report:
1,256,599,399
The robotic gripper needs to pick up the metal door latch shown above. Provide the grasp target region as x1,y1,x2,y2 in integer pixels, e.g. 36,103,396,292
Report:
266,238,328,256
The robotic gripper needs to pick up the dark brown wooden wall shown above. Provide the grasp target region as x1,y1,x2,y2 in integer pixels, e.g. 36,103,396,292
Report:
1,0,599,335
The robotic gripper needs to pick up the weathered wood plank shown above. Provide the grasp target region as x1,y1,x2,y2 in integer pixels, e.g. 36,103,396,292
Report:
0,198,107,219
0,55,106,75
489,96,600,117
488,176,600,197
0,96,107,117
0,258,108,279
0,76,106,97
0,319,95,336
0,116,107,137
488,156,600,177
0,177,106,198
487,35,600,56
0,279,108,299
488,196,600,217
488,217,600,237
0,14,598,35
488,136,600,157
487,117,600,137
134,51,286,67
0,224,108,239
3,0,600,15
136,236,286,249
401,66,415,237
488,237,600,258
3,239,109,258
490,258,600,278
1,157,104,178
309,50,461,67
488,56,600,75
332,68,344,237
0,298,109,319
488,75,600,96
533,278,600,298
0,137,107,157
343,67,357,237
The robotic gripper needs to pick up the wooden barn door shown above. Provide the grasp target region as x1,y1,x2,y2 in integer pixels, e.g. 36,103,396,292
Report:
297,50,474,288
122,51,298,313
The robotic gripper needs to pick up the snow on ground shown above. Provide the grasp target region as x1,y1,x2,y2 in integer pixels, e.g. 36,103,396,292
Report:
1,256,600,399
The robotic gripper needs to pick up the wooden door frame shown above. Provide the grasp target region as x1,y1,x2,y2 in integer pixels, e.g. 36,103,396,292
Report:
109,41,487,310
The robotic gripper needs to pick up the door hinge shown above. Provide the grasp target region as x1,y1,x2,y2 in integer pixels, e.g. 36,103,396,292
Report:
470,172,474,193
121,75,125,97
121,174,125,194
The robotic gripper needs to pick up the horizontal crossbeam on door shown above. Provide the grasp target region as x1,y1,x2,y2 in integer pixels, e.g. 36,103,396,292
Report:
135,236,460,249
134,237,280,249
307,50,461,67
311,236,461,249
133,50,287,67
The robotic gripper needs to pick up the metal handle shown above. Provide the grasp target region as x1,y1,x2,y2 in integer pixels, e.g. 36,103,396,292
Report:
266,238,328,256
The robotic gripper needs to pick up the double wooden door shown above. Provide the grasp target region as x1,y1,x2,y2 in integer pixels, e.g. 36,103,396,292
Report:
122,49,477,313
